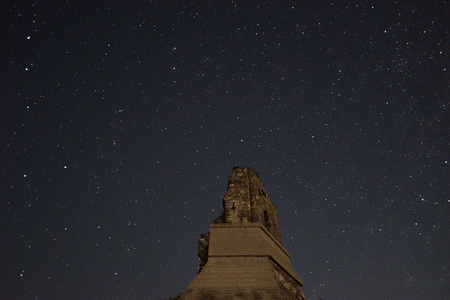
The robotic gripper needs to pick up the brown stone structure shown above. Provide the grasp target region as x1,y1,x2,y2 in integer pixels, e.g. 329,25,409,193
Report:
180,167,306,300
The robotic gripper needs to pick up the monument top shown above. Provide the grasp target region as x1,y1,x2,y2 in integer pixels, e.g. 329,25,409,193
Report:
213,166,282,244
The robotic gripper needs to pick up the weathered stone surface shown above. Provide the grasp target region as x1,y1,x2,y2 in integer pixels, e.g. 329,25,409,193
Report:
181,167,306,300
213,167,282,243
197,232,210,273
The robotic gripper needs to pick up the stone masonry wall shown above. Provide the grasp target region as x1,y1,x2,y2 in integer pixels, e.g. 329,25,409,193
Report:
181,256,282,300
272,259,307,300
180,167,306,300
218,166,282,244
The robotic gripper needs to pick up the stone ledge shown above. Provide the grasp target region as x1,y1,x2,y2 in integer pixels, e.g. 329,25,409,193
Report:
208,225,302,285
210,222,291,258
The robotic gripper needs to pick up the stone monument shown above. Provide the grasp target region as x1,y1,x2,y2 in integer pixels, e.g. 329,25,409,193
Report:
180,166,307,300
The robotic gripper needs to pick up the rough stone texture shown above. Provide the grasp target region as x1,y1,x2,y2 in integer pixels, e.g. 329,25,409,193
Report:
272,260,307,300
197,233,210,273
181,167,306,300
213,167,282,244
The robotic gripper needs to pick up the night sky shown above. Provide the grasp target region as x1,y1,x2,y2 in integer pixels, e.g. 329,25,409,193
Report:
2,1,449,299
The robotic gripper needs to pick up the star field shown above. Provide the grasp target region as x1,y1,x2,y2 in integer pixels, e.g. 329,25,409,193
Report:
2,1,449,299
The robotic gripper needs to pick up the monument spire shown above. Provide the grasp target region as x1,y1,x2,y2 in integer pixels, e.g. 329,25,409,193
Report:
180,166,307,299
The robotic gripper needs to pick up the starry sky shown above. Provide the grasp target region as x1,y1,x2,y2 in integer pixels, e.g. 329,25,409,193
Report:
2,1,449,299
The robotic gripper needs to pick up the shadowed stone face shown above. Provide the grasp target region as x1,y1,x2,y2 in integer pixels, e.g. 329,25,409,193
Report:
197,233,210,273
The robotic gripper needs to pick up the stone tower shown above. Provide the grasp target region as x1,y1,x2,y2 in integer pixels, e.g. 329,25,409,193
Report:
180,167,307,300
